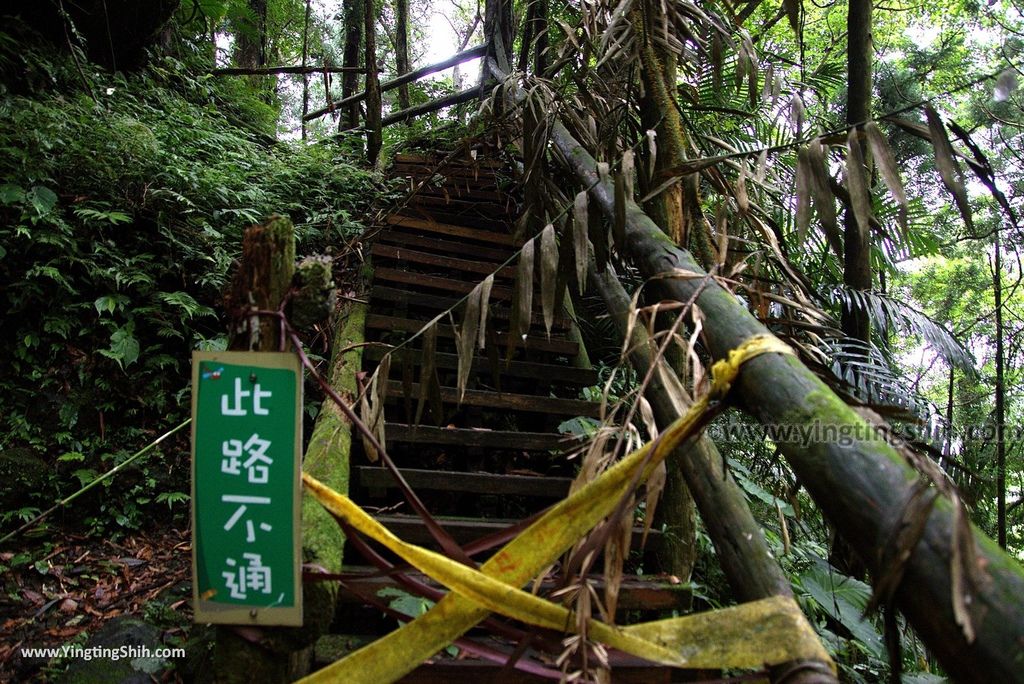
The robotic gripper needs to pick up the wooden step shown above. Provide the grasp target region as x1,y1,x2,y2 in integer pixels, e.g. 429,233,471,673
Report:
399,206,513,232
336,566,692,613
397,657,671,683
385,423,580,451
414,185,509,203
371,243,517,280
386,215,517,246
371,286,571,331
366,314,579,356
377,229,515,264
409,194,509,217
354,466,572,498
366,347,598,386
384,381,601,417
373,267,514,299
370,514,660,551
394,152,505,169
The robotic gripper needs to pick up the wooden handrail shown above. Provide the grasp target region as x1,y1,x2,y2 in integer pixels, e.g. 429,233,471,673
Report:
337,87,481,134
209,65,366,76
303,44,488,122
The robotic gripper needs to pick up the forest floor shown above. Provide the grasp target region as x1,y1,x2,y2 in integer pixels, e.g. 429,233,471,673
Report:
0,526,192,682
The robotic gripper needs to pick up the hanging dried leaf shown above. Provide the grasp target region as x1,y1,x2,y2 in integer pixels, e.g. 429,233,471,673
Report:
401,351,414,421
539,224,559,337
622,149,635,199
807,139,842,258
846,128,873,244
477,274,494,350
864,121,908,233
456,286,483,402
573,191,590,293
360,355,390,462
715,203,729,267
508,239,535,359
994,67,1018,102
415,322,441,425
925,106,974,231
614,169,627,249
795,146,813,242
735,160,750,215
790,93,806,133
646,130,658,183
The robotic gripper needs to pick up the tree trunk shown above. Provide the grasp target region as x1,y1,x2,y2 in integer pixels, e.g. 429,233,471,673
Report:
993,232,1006,548
631,0,698,581
841,0,873,344
235,0,269,70
342,0,364,130
301,0,312,140
395,0,411,113
515,76,1024,679
364,0,382,165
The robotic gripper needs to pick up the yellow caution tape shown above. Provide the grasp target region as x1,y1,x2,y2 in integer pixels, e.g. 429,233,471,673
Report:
299,335,831,682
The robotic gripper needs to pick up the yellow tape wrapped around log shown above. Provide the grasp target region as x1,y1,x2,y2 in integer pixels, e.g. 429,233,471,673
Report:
299,335,834,682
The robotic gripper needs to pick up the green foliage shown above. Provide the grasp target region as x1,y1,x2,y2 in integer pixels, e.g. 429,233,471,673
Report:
0,27,375,534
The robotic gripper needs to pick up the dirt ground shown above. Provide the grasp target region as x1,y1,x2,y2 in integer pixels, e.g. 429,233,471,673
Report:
0,526,192,682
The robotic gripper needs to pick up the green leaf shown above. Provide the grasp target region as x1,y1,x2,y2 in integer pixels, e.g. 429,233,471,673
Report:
27,186,58,217
100,323,140,370
800,564,884,658
94,294,128,315
0,183,25,205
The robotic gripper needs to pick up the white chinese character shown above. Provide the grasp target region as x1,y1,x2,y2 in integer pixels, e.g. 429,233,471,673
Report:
222,494,273,543
252,383,272,415
221,439,243,475
242,434,272,483
221,378,251,416
222,553,272,599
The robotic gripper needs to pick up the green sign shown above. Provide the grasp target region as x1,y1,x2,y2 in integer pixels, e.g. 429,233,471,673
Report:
191,351,303,626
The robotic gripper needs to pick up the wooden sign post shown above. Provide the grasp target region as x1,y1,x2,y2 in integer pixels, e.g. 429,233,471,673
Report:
191,351,303,626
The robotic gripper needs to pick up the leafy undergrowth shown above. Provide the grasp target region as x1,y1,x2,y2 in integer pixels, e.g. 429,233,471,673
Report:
0,25,376,539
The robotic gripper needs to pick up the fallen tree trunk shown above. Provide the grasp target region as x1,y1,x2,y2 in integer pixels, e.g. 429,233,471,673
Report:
488,61,1024,682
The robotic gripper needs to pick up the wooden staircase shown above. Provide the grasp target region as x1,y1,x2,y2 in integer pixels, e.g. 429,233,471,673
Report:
317,152,700,682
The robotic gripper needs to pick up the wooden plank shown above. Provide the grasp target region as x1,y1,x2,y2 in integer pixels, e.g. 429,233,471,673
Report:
385,215,516,246
385,423,579,450
397,206,513,232
372,268,514,300
393,163,500,181
395,152,504,169
370,243,517,279
365,347,598,385
384,380,600,416
377,229,515,262
410,193,508,216
366,314,579,356
370,285,570,331
413,184,509,203
337,565,691,612
354,466,572,498
372,514,660,549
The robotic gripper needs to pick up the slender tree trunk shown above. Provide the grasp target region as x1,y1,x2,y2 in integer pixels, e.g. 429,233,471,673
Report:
942,365,954,472
342,0,364,130
993,232,1007,548
364,0,382,165
395,0,410,112
832,0,873,579
842,0,873,344
301,0,312,140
